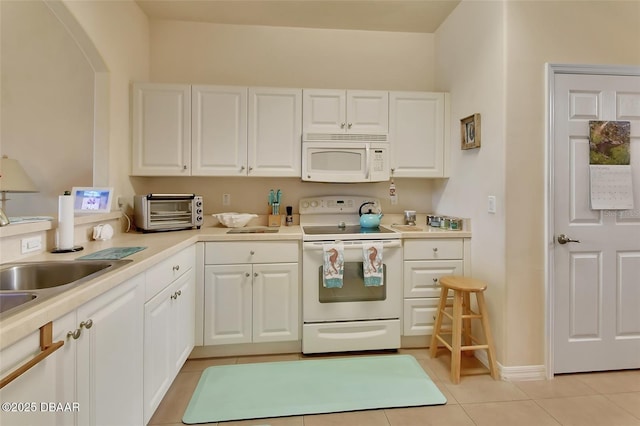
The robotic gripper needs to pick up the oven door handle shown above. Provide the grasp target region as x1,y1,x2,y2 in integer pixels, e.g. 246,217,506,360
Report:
303,240,401,250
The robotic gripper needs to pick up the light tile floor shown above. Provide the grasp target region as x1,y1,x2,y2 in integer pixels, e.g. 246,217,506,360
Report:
148,349,640,426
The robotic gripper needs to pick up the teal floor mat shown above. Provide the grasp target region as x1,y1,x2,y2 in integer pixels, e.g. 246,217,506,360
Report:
77,246,146,260
183,354,446,424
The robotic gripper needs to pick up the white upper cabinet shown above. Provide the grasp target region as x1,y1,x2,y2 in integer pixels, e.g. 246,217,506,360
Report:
303,89,388,134
389,91,449,178
133,83,302,177
248,87,302,177
132,83,191,176
191,85,248,176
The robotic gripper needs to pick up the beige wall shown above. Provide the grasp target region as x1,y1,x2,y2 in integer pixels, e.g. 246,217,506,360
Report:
436,0,640,369
61,0,149,203
434,1,507,361
503,0,640,366
1,0,94,216
150,20,435,90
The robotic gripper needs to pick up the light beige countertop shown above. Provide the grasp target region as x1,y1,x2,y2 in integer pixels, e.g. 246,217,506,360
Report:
0,222,469,349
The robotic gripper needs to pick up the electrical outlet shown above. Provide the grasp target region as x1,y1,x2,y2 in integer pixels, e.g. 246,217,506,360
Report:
222,193,231,206
21,236,43,254
488,195,497,214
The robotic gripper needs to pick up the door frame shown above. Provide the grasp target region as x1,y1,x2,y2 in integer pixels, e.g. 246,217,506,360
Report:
545,63,640,378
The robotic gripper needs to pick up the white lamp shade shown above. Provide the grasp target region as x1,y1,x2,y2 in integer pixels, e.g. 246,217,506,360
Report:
0,156,38,193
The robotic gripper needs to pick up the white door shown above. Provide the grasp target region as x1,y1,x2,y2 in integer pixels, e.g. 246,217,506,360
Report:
131,83,191,175
252,263,299,343
191,85,248,176
552,69,640,373
203,264,252,345
248,87,302,177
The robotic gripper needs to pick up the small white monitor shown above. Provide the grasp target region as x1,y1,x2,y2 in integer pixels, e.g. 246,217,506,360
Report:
71,187,113,214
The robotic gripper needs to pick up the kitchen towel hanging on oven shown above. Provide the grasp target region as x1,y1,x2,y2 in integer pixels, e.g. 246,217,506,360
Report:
323,241,344,288
363,241,384,286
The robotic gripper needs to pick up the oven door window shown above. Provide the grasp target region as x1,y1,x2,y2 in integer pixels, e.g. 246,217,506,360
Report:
318,262,386,303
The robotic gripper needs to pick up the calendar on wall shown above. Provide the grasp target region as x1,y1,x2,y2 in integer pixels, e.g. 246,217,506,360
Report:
588,121,634,210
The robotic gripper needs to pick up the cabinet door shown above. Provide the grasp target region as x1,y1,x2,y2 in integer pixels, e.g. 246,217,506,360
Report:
143,281,175,424
389,91,448,178
192,85,248,176
248,87,302,177
173,269,195,371
76,274,144,426
132,83,191,176
252,263,299,343
203,265,252,345
347,90,389,134
0,312,76,426
303,89,346,133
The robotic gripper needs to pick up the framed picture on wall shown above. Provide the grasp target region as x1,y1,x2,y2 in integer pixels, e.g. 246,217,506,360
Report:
461,113,481,150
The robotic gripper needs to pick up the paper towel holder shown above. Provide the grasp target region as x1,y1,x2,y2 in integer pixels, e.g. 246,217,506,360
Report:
51,190,84,253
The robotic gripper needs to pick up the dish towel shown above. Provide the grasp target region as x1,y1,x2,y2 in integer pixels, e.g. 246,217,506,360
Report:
363,241,384,286
323,241,344,288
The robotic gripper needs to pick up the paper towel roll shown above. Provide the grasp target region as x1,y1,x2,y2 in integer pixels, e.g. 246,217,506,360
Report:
57,194,75,249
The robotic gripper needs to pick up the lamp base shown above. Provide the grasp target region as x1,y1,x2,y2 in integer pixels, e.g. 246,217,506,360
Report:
51,246,84,254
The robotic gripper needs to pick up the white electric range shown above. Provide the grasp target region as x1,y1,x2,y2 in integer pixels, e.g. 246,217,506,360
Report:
299,196,402,354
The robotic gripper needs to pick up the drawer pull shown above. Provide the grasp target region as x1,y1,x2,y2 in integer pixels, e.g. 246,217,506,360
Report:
0,322,65,389
67,328,81,340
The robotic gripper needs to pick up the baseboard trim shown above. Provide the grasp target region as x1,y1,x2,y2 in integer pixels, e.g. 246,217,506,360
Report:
474,350,547,381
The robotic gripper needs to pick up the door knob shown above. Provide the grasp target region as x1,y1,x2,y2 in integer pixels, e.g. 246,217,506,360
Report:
557,234,580,244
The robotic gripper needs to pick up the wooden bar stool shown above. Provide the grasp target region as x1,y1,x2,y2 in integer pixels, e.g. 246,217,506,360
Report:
429,275,498,384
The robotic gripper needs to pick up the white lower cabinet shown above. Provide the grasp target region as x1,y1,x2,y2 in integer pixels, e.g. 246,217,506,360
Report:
203,242,299,346
0,312,76,426
143,246,196,424
402,239,468,337
75,274,145,426
0,274,145,426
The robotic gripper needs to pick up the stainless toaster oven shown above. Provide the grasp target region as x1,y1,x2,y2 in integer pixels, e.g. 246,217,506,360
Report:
134,194,203,232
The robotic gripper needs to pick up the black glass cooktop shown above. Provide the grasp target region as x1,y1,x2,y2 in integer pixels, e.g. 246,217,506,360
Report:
302,225,395,235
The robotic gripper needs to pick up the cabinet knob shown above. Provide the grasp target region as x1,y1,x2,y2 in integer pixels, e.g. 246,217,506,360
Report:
176,290,182,297
245,272,250,277
67,329,81,340
340,122,346,129
432,277,439,284
254,272,258,277
171,293,177,300
173,265,180,272
348,123,352,129
240,166,246,171
80,319,93,330
249,166,253,172
433,247,438,252
250,250,255,255
183,165,187,170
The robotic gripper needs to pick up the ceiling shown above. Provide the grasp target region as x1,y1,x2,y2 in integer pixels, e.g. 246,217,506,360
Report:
135,0,461,33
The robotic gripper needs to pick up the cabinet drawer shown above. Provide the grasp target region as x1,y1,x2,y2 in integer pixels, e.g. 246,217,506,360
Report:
146,245,195,301
403,260,463,298
403,298,449,336
404,239,463,260
205,241,298,264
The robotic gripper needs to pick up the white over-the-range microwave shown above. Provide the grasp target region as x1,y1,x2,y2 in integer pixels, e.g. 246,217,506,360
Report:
301,133,390,183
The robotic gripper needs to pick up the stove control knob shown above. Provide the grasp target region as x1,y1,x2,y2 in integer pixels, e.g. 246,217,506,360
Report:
301,201,309,209
310,201,318,208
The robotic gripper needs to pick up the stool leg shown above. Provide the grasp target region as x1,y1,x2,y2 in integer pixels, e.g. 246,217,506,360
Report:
462,292,473,357
451,290,463,384
476,292,499,380
429,286,448,358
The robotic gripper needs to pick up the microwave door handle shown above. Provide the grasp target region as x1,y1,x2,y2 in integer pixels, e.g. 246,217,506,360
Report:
365,145,370,180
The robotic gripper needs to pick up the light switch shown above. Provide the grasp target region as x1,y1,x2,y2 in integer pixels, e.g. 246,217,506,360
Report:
488,196,497,214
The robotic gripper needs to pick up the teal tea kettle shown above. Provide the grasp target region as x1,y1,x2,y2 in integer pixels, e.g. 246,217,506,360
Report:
358,201,383,228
